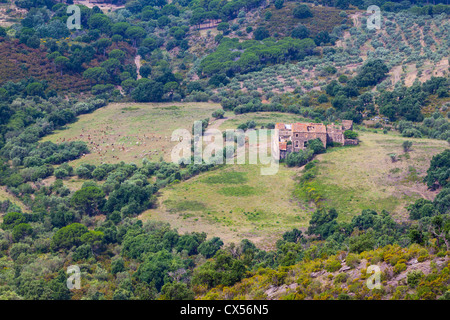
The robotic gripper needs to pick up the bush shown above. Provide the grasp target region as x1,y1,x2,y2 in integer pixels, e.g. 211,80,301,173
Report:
325,258,342,272
12,223,32,242
393,262,407,274
403,141,412,152
1,212,25,230
212,109,225,119
51,223,89,250
317,94,328,103
254,27,270,40
307,138,326,154
291,24,310,39
346,253,360,268
334,272,349,284
293,5,313,19
407,270,424,288
344,130,358,139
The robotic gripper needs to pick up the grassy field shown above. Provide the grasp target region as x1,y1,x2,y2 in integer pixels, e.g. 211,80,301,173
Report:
41,102,222,167
39,105,448,248
142,119,448,248
141,163,310,251
0,187,29,213
304,130,449,222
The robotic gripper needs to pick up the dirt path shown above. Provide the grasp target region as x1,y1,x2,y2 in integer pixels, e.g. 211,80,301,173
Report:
202,115,237,137
135,55,142,80
208,115,234,130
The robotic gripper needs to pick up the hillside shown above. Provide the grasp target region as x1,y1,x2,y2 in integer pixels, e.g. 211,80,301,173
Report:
0,0,448,303
35,104,448,250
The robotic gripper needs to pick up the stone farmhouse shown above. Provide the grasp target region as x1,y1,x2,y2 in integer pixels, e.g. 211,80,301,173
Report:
276,120,358,158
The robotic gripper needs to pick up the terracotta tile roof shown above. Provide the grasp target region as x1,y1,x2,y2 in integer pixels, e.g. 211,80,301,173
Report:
279,141,287,151
292,123,326,133
275,123,286,130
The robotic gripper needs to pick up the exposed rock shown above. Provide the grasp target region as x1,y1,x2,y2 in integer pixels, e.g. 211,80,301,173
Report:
339,265,351,272
310,270,326,278
288,283,298,290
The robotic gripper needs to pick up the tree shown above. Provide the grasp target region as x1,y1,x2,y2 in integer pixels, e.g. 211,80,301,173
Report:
293,4,313,19
88,13,112,33
12,223,32,242
217,22,229,32
135,250,182,291
429,215,450,250
51,223,89,250
161,282,195,300
108,49,125,62
70,186,105,216
291,24,310,39
403,140,412,152
94,38,112,56
434,187,450,214
334,0,349,9
125,26,146,47
212,109,225,119
25,82,45,97
163,81,180,99
111,22,130,36
131,79,164,102
54,56,69,76
1,212,25,230
136,64,150,79
314,30,331,46
355,59,389,87
282,228,303,243
157,16,171,28
198,237,223,258
274,0,284,9
101,58,121,76
425,150,450,189
26,35,40,49
317,94,328,103
253,27,269,40
83,67,108,84
307,208,338,239
351,209,377,230
307,138,326,154
349,230,376,253
408,198,435,220
191,252,246,288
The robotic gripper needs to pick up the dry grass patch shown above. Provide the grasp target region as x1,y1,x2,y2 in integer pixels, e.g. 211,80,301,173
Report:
141,163,310,250
307,131,448,222
41,102,222,167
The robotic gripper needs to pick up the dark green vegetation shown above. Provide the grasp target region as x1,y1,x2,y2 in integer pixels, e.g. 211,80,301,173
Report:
199,37,317,76
1,148,448,300
284,138,326,167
